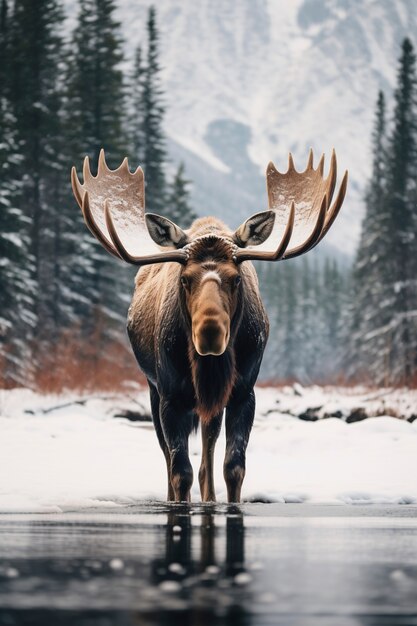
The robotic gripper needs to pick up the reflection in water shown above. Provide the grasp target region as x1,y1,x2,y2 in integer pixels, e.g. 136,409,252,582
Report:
0,506,255,626
148,506,251,625
153,506,245,578
2,506,416,626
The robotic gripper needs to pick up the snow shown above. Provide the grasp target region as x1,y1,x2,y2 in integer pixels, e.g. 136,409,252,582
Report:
0,385,416,512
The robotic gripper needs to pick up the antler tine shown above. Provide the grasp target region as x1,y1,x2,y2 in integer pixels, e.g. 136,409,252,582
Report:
234,203,295,263
82,192,121,259
306,148,314,170
104,200,188,266
326,148,337,203
83,155,93,183
317,153,325,175
98,148,108,175
283,193,328,260
318,169,348,244
288,153,295,172
71,166,83,208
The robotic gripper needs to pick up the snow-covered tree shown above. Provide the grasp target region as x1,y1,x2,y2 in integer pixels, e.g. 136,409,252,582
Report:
347,39,417,385
167,163,197,227
347,91,390,382
385,38,417,383
64,0,131,353
141,6,168,215
7,0,67,375
129,45,146,164
0,0,33,383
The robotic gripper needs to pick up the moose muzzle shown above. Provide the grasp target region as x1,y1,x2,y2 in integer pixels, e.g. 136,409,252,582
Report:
193,314,230,356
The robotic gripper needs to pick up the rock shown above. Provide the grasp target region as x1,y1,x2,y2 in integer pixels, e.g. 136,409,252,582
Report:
298,407,321,421
322,410,343,419
346,407,368,423
113,409,152,422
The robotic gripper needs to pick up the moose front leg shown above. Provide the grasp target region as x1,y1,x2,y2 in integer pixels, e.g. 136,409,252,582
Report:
199,412,223,502
160,397,194,502
224,390,255,503
149,384,174,501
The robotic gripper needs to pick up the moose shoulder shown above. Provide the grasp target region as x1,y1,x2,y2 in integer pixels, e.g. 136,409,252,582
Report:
71,149,348,502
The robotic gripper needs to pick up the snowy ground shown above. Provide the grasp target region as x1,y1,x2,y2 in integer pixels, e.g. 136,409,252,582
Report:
0,385,416,512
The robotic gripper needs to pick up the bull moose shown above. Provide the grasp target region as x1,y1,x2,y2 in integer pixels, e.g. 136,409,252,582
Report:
71,149,347,503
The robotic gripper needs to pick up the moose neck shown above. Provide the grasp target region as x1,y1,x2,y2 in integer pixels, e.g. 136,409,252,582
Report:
181,280,244,423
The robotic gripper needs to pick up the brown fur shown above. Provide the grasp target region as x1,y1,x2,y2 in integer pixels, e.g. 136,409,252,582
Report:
128,217,247,421
188,343,237,423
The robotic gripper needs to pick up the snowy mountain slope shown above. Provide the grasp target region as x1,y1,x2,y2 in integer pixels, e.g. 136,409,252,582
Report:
64,0,417,255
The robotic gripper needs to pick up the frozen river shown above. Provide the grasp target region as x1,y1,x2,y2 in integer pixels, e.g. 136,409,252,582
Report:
0,503,416,625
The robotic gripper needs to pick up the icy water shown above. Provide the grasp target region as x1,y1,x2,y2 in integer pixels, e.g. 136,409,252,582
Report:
0,504,416,626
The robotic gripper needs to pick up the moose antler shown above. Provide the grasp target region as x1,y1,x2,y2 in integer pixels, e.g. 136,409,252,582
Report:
72,149,347,267
71,150,188,265
234,149,348,262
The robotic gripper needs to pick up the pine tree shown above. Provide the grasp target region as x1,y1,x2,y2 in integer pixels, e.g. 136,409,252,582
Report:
0,0,32,383
129,45,146,164
142,6,167,214
281,263,298,380
348,39,417,385
64,0,132,366
385,38,417,383
297,256,315,380
347,90,389,382
322,258,344,379
167,163,197,226
66,0,126,169
8,0,67,372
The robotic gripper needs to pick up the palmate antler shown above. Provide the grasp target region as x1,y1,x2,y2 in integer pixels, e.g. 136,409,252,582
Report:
71,150,188,265
234,149,348,262
71,148,347,266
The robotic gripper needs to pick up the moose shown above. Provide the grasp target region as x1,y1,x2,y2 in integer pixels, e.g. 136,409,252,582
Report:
71,149,347,503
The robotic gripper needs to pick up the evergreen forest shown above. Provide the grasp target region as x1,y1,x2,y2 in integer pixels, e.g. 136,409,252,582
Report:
0,0,416,389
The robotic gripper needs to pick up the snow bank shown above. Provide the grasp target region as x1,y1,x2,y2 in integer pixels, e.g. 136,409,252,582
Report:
0,386,416,512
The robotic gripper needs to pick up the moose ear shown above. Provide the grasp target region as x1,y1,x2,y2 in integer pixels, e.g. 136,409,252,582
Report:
233,210,276,248
145,213,189,248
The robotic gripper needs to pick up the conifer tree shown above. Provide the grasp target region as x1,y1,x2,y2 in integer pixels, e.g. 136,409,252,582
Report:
281,263,298,380
167,163,197,226
142,6,167,214
322,258,344,379
348,39,417,384
0,0,32,382
8,0,66,365
130,45,146,164
347,91,389,381
65,0,131,351
385,38,417,382
66,0,126,169
298,256,315,379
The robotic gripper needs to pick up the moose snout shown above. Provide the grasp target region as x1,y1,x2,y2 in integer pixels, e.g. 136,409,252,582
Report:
193,316,230,356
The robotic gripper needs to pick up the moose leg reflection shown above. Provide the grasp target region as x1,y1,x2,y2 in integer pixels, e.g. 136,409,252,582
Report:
152,507,246,587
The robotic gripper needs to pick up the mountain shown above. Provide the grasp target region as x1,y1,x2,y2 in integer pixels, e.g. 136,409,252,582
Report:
64,0,417,259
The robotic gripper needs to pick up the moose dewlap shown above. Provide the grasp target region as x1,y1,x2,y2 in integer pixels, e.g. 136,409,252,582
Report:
71,149,347,503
